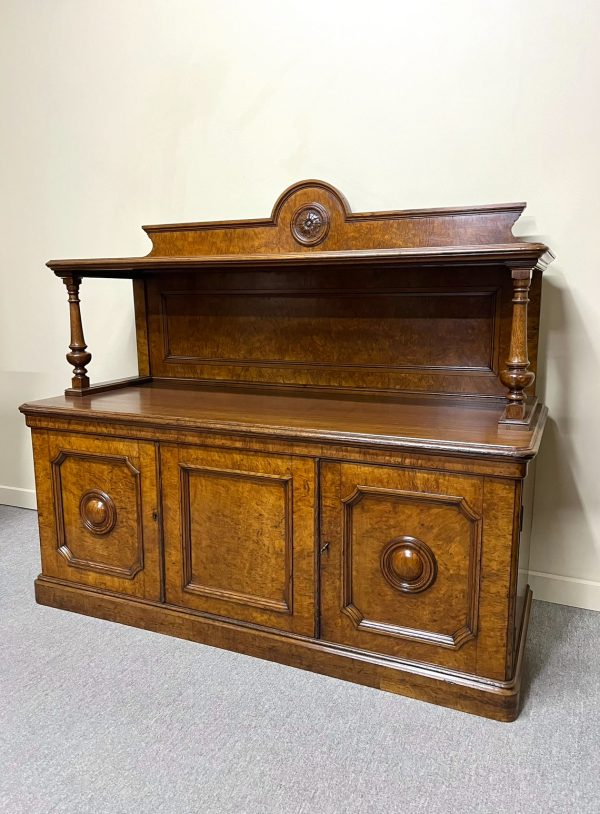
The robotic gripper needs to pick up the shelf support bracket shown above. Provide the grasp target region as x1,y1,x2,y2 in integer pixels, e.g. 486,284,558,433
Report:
499,266,536,427
61,274,92,394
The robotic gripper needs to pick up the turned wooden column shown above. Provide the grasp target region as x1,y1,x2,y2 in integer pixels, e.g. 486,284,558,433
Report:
499,266,535,422
61,274,92,391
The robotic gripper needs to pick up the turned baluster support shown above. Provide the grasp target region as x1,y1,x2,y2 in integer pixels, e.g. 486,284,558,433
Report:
499,266,535,424
61,274,92,392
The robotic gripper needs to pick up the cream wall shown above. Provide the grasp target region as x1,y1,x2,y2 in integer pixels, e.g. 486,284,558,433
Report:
1,1,599,609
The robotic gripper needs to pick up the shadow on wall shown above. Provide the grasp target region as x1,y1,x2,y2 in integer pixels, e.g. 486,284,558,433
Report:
530,272,599,581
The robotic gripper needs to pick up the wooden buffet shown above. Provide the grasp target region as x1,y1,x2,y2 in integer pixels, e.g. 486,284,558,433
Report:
20,180,554,720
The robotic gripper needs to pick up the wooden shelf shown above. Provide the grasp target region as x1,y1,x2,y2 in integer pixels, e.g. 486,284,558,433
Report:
21,381,546,459
47,244,553,278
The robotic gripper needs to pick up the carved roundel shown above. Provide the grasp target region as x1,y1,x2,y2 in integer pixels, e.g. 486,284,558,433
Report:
79,489,116,535
381,536,437,594
291,202,330,246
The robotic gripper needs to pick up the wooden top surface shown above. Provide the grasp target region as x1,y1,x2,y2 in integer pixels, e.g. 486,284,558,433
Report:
46,180,553,278
20,382,546,459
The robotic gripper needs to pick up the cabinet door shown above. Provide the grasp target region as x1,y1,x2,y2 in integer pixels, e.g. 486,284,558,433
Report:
161,445,316,636
33,431,161,599
320,462,484,672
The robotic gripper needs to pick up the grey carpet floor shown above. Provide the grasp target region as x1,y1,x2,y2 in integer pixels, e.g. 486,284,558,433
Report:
0,505,598,814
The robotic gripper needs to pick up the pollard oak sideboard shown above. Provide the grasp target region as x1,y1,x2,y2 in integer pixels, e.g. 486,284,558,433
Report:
20,181,553,720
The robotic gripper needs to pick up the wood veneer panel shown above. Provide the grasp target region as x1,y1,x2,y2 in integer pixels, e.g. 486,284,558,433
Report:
160,289,496,369
140,264,542,399
161,445,316,635
320,462,484,673
139,265,541,398
476,477,521,680
145,181,527,255
32,430,161,599
144,266,512,396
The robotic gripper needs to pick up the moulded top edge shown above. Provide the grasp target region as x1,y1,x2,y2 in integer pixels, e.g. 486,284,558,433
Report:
47,242,553,276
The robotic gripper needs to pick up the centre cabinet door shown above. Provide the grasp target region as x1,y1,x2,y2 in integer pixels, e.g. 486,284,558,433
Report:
160,445,316,636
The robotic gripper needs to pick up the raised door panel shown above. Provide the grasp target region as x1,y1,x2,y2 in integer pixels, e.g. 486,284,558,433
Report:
161,445,315,635
320,462,484,673
32,431,161,599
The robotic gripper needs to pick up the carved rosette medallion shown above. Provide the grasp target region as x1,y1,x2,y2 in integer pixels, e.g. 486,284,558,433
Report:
291,202,330,246
79,489,116,535
381,536,437,594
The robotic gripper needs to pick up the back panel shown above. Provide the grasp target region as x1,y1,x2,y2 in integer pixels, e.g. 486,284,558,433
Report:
138,265,541,398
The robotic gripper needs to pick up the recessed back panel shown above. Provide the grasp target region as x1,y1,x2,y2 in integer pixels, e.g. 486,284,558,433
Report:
142,265,540,398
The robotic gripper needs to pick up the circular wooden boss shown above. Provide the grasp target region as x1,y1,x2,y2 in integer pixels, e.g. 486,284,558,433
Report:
380,536,437,594
79,489,116,535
